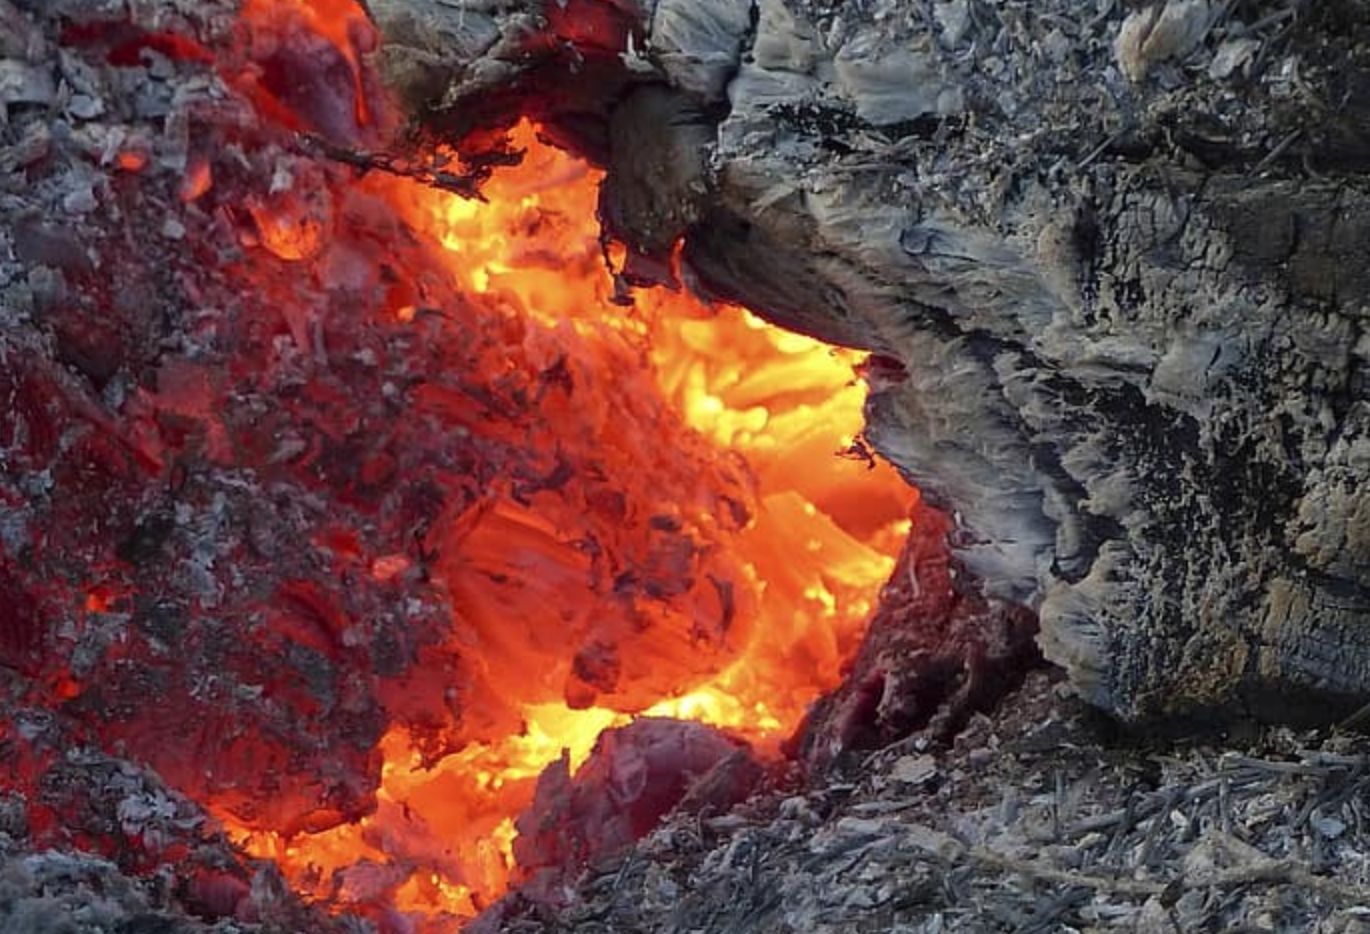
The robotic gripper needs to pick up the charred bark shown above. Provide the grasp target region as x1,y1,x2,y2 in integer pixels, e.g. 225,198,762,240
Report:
372,0,1370,725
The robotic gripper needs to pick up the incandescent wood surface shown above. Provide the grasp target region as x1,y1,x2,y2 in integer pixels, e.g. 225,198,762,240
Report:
371,0,1370,725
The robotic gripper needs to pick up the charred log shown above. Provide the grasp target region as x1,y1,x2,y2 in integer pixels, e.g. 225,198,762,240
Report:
372,0,1370,726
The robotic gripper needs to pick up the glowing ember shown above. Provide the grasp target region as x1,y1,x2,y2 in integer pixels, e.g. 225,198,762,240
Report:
213,0,915,926
220,124,915,923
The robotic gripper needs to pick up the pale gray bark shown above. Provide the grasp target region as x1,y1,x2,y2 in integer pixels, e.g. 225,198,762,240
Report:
371,0,1370,725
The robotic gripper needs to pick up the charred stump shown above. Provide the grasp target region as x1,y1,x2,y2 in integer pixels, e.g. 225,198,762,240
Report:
371,0,1370,727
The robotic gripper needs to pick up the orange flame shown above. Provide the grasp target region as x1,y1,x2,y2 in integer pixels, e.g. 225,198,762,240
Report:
220,6,916,928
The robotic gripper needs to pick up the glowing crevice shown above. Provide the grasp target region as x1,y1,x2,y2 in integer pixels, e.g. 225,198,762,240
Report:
220,5,917,926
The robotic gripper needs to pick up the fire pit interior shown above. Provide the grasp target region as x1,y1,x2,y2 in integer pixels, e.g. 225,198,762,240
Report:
0,0,1000,928
4,0,1369,931
207,110,923,919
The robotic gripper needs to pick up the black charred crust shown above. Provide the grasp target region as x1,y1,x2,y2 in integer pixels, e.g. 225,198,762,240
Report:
116,511,176,567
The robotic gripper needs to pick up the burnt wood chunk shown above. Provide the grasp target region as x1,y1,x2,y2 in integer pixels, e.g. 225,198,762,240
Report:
373,0,1370,725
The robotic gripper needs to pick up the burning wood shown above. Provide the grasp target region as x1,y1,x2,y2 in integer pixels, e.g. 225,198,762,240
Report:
0,0,999,928
512,719,762,885
369,0,1370,727
2,0,1367,931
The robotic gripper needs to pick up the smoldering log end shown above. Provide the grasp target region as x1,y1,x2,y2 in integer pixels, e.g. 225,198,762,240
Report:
372,0,1370,727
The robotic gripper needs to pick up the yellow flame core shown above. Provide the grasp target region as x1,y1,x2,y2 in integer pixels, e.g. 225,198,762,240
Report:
222,126,915,926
